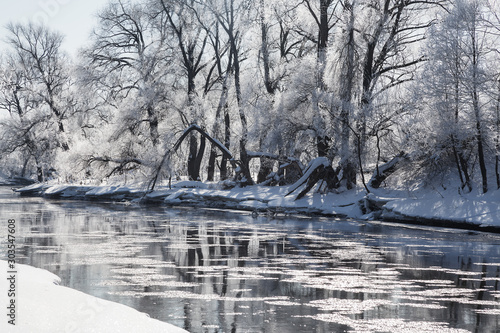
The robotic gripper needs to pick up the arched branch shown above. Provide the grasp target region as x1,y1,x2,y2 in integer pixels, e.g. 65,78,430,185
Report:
148,124,236,191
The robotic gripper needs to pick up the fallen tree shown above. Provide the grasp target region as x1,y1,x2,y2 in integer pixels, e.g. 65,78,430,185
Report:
285,157,340,200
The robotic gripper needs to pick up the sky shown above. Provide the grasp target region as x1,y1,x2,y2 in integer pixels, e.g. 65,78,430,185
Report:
0,0,108,56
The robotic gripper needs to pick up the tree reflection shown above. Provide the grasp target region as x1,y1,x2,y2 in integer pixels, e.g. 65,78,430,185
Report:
3,191,500,333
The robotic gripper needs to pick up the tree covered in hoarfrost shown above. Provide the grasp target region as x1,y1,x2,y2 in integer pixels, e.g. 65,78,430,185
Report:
413,0,498,193
1,0,499,195
157,0,211,181
0,23,75,181
81,0,176,180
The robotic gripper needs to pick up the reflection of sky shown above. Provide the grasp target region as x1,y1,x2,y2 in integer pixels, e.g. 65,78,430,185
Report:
0,0,106,56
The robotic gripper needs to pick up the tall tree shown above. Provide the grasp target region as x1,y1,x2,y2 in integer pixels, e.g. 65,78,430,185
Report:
303,0,341,158
0,23,75,180
86,0,170,148
0,58,53,181
424,4,473,192
159,0,209,181
201,0,254,184
6,22,71,151
418,0,492,193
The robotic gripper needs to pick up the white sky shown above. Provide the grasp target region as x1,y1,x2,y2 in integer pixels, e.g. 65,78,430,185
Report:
0,0,108,56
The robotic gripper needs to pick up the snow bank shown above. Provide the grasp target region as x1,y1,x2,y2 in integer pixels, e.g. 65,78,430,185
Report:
0,260,188,333
13,180,500,232
384,196,500,227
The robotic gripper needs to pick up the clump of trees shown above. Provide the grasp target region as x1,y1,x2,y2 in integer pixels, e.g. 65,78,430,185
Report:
0,0,499,195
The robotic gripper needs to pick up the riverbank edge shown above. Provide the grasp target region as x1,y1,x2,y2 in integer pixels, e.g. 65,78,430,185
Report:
9,182,500,234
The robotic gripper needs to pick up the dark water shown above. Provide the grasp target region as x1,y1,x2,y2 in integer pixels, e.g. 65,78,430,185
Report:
1,187,500,332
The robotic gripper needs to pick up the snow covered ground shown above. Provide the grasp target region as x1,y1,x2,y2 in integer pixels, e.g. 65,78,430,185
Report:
381,190,500,228
12,180,500,232
0,260,188,333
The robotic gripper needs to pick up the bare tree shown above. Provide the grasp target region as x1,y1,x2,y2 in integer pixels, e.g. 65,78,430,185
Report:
0,60,49,180
86,0,170,147
159,0,210,181
6,22,71,151
199,0,254,185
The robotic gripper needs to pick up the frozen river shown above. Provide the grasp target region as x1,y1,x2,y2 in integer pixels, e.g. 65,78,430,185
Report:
1,186,500,332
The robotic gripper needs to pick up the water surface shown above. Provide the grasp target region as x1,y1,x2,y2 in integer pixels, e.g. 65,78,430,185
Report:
1,187,500,332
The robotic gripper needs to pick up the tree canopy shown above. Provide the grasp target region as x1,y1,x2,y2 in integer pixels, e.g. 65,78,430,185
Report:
0,0,499,194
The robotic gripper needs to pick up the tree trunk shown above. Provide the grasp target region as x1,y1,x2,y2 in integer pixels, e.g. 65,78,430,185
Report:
207,147,217,182
220,111,231,180
21,157,30,178
316,136,329,157
451,135,472,193
260,0,275,95
147,105,159,146
340,3,356,189
476,118,488,193
257,158,273,184
369,152,406,189
317,0,330,90
231,34,253,185
194,134,206,181
207,73,232,181
471,30,487,193
206,19,233,182
37,166,43,182
188,134,198,180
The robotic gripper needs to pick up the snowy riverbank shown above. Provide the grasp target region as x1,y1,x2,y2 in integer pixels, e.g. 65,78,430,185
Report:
10,181,500,233
0,260,188,333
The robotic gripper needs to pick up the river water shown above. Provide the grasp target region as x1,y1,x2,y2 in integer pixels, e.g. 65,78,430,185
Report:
1,187,500,332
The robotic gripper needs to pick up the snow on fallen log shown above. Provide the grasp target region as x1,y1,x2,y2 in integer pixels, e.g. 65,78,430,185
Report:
14,183,51,196
286,157,330,194
285,156,339,200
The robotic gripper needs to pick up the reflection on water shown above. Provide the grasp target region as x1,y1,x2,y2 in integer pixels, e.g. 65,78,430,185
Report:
1,187,500,332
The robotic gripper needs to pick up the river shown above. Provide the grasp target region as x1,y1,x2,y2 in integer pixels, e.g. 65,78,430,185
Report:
1,186,500,332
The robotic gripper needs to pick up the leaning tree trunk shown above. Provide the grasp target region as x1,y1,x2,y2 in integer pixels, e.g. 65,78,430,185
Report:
368,152,407,189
